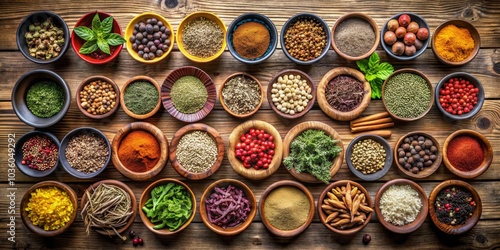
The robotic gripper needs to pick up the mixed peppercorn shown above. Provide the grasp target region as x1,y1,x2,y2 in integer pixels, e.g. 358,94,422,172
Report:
438,77,479,115
235,128,275,170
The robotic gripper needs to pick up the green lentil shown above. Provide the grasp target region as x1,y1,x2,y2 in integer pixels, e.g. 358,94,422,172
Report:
171,76,208,114
350,139,386,174
124,81,159,115
384,73,431,118
26,81,64,118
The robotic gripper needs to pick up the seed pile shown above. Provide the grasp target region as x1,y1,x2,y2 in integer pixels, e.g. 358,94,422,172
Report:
350,139,386,175
171,76,208,114
326,75,364,112
26,186,74,231
379,184,422,226
270,74,312,115
435,186,476,225
284,18,327,61
129,18,172,60
221,75,261,115
65,132,108,173
21,135,58,171
384,73,430,118
25,17,65,60
177,131,218,173
397,134,438,174
79,79,117,115
182,17,223,58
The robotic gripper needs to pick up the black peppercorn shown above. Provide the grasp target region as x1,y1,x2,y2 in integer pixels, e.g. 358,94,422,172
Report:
362,234,371,245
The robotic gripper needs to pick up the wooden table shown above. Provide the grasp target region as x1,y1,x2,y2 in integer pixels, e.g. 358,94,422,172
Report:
1,0,499,249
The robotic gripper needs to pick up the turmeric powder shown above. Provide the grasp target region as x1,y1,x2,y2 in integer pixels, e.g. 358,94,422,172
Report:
434,24,474,62
117,130,160,172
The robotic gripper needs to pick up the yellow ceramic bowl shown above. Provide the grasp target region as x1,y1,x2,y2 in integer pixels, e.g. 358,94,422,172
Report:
177,11,227,63
125,12,174,64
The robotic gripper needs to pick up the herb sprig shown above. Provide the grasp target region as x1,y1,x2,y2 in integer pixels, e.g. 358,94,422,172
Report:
356,52,394,99
74,11,126,55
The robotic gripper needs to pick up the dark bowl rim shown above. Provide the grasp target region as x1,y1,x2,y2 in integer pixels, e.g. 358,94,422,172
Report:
345,134,393,181
15,130,60,177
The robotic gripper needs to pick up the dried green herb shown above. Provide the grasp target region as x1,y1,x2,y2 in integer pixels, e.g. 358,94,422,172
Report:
171,76,208,114
26,81,64,118
221,75,260,115
124,81,159,115
181,17,223,58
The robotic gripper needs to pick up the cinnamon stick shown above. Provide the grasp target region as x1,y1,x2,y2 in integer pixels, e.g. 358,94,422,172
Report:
350,122,394,133
350,112,390,125
353,130,392,138
351,117,394,128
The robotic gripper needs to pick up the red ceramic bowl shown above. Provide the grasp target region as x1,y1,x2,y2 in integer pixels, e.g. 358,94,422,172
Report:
71,11,123,64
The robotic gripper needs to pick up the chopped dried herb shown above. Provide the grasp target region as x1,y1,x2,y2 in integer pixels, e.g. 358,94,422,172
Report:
171,76,208,114
124,81,159,115
65,132,108,173
26,81,64,118
181,17,223,58
325,75,364,112
222,75,261,115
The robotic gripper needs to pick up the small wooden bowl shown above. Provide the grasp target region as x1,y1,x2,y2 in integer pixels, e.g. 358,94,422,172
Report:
428,180,482,234
80,180,137,236
139,178,196,236
120,75,161,120
21,181,77,237
442,129,493,179
219,72,264,118
317,180,373,235
394,132,442,179
331,13,379,61
432,19,481,66
346,134,393,181
161,66,217,123
76,75,120,119
259,180,315,237
169,123,224,180
317,67,371,121
111,122,168,181
283,121,344,183
228,120,283,180
199,179,257,236
267,69,316,119
382,68,434,121
375,178,428,234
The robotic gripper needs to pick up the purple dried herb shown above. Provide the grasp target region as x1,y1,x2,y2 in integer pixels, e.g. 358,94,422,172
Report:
205,185,251,228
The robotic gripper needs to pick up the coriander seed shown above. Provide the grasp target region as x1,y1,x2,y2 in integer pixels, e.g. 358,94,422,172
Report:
350,139,386,174
79,79,117,115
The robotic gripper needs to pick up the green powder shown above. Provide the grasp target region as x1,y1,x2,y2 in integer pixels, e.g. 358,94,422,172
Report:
171,76,208,114
384,73,431,118
26,81,64,118
124,81,159,115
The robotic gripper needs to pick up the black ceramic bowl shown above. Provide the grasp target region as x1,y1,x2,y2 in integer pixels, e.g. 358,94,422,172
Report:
59,127,111,178
16,11,70,64
15,131,60,178
435,72,485,120
11,69,71,128
227,13,278,64
346,134,393,181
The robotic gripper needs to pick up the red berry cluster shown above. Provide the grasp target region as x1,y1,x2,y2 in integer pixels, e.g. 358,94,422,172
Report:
129,230,144,247
438,77,479,115
235,128,275,170
90,46,116,60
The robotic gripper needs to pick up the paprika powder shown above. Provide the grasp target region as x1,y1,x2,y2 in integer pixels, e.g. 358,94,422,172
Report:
434,24,474,62
233,21,270,59
446,135,483,171
118,130,160,172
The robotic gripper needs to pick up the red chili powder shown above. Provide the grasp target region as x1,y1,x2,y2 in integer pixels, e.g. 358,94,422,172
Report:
446,135,483,171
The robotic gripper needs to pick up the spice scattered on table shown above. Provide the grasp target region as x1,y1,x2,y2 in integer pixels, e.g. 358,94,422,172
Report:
435,186,476,225
118,130,160,173
438,77,479,115
142,182,193,231
384,14,429,56
176,131,218,173
334,17,375,57
171,76,208,114
124,81,159,115
379,184,422,226
21,135,58,171
222,75,261,115
270,74,312,115
350,139,386,175
26,186,74,231
362,234,372,245
446,135,484,171
81,183,133,239
26,81,64,118
182,17,224,58
284,17,327,61
325,75,364,112
264,186,310,231
397,134,438,174
235,128,275,170
205,184,251,228
233,21,270,59
434,24,474,62
283,129,342,184
383,72,431,118
25,17,65,60
65,131,109,173
79,79,117,115
321,182,373,230
129,17,172,60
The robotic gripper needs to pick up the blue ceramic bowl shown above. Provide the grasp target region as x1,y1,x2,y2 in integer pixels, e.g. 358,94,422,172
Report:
15,131,60,178
346,134,393,181
227,13,278,64
281,13,331,65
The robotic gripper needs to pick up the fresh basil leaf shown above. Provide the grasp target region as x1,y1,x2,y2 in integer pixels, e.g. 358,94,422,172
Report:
356,58,369,74
73,26,96,41
369,78,383,99
97,38,110,54
92,12,101,32
366,73,377,82
101,16,113,34
368,52,380,70
376,62,394,80
105,33,126,46
79,40,98,54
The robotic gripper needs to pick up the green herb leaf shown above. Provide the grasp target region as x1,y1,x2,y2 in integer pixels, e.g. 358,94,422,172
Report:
375,62,394,80
79,40,98,54
105,33,126,46
101,16,113,34
91,12,101,32
97,38,110,54
356,52,394,99
356,58,369,74
73,26,96,41
368,52,380,69
366,74,377,82
370,78,383,99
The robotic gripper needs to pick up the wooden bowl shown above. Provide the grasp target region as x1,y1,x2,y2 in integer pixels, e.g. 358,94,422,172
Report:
228,120,283,180
199,179,257,235
111,122,168,181
283,121,344,183
259,180,315,237
139,178,196,236
80,180,137,236
382,68,434,121
317,67,371,121
120,75,161,120
394,131,442,179
21,181,77,237
15,131,60,178
161,66,217,123
431,19,480,66
428,180,482,234
442,129,493,179
267,69,316,119
219,72,264,118
76,75,120,119
375,178,428,234
331,12,379,61
169,123,224,180
317,180,373,235
345,134,393,181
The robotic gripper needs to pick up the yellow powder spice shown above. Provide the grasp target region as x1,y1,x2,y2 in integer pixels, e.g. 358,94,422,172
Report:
26,186,74,231
434,24,475,62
